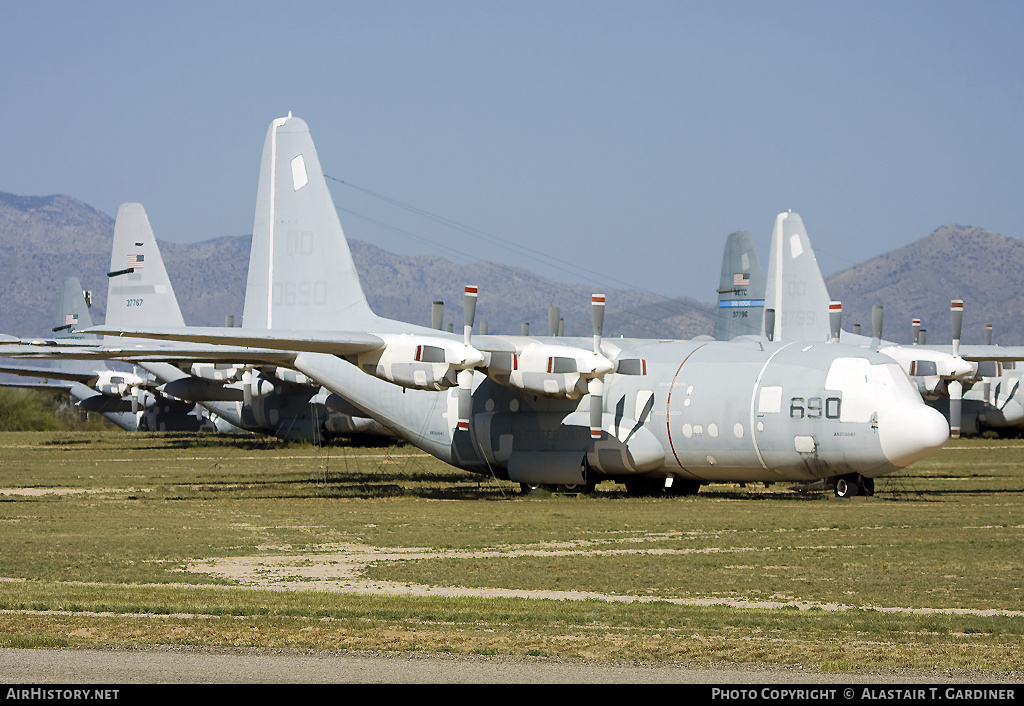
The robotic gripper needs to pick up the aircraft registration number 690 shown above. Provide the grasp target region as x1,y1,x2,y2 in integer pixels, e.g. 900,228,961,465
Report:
127,299,144,307
789,396,841,419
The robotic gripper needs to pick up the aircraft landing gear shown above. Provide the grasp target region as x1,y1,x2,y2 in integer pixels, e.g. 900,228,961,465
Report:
556,481,594,495
834,474,875,498
624,477,664,497
666,479,701,496
519,482,550,496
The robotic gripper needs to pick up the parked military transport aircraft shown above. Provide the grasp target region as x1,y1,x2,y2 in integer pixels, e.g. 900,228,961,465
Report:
90,113,951,498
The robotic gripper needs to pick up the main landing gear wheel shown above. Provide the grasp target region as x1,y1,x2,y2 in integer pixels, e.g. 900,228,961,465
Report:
556,481,594,495
666,479,701,496
624,477,664,497
519,482,550,496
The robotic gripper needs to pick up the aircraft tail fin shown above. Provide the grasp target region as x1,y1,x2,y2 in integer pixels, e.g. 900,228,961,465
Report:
764,211,832,343
50,276,101,376
712,231,765,341
52,277,95,340
105,203,186,342
242,114,381,332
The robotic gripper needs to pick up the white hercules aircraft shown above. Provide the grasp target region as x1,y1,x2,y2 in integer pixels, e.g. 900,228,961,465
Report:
86,113,952,498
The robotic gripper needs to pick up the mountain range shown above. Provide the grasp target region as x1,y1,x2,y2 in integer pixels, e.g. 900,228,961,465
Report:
1,191,1021,346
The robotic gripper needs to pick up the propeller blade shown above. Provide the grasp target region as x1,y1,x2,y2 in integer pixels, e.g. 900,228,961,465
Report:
131,365,140,414
457,369,473,432
872,305,884,348
241,369,253,407
828,301,842,343
548,306,560,337
764,309,775,341
431,301,444,330
985,322,993,346
1000,380,1020,412
912,318,921,345
457,285,478,432
948,379,962,439
463,286,477,347
589,377,603,440
950,299,963,359
591,294,605,355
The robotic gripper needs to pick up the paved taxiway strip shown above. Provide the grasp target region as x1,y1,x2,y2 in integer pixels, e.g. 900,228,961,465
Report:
3,647,1021,684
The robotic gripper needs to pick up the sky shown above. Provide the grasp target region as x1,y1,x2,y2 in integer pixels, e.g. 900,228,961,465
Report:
2,1,1022,303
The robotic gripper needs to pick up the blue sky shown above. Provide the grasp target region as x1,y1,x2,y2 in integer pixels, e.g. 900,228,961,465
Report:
2,1,1021,302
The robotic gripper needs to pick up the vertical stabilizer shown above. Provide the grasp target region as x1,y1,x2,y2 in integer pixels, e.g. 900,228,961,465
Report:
242,115,380,331
51,277,103,377
53,277,95,340
764,211,832,343
106,204,186,343
712,231,765,340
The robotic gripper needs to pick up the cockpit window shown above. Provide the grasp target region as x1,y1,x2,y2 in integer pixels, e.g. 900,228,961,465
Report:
825,358,917,423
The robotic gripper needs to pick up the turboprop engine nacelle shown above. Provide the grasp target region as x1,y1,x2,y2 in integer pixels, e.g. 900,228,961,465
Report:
881,346,974,397
356,334,484,391
486,342,614,399
94,370,147,397
268,368,313,386
190,363,245,383
233,370,276,400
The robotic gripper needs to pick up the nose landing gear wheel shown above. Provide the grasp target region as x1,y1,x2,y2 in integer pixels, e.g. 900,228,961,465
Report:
834,473,875,498
835,474,860,498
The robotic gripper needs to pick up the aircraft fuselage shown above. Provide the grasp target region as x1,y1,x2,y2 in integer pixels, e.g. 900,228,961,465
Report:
293,335,949,488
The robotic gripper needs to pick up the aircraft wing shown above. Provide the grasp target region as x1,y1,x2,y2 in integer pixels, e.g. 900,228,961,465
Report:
0,380,80,393
0,361,97,384
84,326,386,357
0,337,96,347
921,345,1024,362
0,341,300,365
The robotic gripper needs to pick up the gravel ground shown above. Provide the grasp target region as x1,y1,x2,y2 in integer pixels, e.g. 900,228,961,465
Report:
2,646,1021,684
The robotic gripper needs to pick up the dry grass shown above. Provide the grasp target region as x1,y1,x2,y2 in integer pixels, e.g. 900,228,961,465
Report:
0,431,1022,672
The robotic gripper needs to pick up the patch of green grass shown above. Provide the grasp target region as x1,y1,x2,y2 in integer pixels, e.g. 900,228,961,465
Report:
0,632,70,649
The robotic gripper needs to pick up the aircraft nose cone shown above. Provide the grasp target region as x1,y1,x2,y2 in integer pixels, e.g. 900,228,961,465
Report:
876,403,950,468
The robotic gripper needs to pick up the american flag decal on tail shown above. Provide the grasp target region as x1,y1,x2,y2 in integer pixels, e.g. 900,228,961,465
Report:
127,254,145,268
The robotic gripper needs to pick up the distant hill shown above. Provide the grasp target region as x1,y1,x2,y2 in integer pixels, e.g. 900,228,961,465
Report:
825,225,1024,345
0,192,712,339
